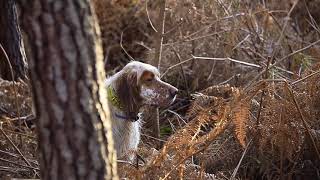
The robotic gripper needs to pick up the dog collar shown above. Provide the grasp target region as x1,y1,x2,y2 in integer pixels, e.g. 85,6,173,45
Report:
114,113,139,122
107,85,123,110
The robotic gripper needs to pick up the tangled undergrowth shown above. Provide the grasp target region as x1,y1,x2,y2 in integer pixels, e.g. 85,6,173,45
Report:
0,79,37,179
118,66,320,179
0,0,320,179
0,66,319,179
98,1,320,179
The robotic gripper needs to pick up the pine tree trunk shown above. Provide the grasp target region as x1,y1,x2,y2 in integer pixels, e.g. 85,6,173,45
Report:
0,0,28,81
17,0,118,179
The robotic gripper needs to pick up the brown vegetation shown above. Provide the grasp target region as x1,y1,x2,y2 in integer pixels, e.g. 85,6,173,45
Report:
0,0,320,179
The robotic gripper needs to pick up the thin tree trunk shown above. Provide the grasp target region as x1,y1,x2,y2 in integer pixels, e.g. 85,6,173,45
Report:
0,0,28,81
155,0,166,71
150,0,166,139
17,0,117,179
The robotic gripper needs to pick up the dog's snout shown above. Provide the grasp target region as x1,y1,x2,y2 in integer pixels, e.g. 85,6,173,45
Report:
169,87,178,98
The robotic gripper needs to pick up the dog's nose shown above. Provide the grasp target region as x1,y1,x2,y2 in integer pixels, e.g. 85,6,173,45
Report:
169,87,178,98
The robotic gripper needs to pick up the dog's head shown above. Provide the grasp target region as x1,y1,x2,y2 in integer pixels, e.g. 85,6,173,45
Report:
116,61,178,115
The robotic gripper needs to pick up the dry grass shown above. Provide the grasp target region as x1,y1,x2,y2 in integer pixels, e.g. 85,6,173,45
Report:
0,79,38,179
1,0,320,179
96,0,320,179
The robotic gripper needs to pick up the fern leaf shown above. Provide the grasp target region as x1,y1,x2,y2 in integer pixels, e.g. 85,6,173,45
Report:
233,101,250,147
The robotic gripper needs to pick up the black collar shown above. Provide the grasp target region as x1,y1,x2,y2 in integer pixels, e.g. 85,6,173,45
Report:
114,112,140,122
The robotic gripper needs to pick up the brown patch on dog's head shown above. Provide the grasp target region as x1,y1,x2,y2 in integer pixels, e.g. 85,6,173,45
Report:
140,70,155,82
139,70,178,107
115,61,178,114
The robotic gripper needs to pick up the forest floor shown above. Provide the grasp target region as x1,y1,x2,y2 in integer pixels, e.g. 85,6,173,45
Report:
1,0,320,179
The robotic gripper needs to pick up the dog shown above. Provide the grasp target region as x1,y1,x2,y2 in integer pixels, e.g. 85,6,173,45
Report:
105,61,178,161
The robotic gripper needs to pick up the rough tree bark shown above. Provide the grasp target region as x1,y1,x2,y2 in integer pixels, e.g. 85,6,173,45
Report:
0,0,28,81
17,0,118,179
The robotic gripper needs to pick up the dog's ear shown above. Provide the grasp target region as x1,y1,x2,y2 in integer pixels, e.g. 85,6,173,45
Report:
127,71,139,87
116,71,142,117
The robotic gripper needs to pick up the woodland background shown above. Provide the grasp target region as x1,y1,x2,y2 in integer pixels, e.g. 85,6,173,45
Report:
0,0,320,179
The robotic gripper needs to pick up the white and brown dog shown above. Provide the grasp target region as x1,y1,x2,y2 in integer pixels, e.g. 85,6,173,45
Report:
106,61,178,161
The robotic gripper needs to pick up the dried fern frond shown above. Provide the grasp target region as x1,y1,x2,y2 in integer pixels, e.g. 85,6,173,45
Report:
186,93,217,120
232,100,250,148
136,85,240,179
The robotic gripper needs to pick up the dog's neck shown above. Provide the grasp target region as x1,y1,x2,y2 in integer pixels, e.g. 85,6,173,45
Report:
107,85,124,110
107,84,141,122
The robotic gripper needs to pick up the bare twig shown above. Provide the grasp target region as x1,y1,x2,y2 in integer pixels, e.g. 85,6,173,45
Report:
164,29,235,47
155,0,166,70
274,39,320,69
185,13,245,40
151,107,160,139
0,125,39,176
191,55,261,68
284,82,320,160
232,34,250,51
141,133,166,142
0,165,29,173
207,61,217,81
271,0,299,58
0,157,39,171
163,20,183,35
3,129,36,139
170,46,189,95
162,54,261,79
230,139,252,180
120,31,135,61
150,0,167,139
161,57,194,78
0,149,38,164
166,109,187,126
217,74,238,86
256,58,272,126
0,43,14,81
145,0,158,33
245,39,320,90
7,114,35,122
304,0,320,34
0,43,25,146
167,118,176,132
291,70,320,85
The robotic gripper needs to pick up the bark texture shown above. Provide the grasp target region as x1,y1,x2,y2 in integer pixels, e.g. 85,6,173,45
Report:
17,0,117,179
0,0,28,80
